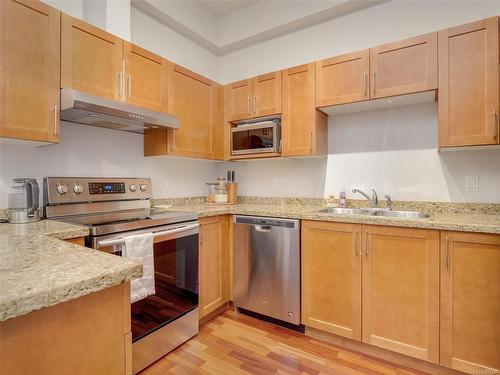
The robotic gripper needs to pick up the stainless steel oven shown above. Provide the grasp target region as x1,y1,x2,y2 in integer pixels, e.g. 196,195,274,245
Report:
94,221,199,374
231,118,281,156
43,177,200,374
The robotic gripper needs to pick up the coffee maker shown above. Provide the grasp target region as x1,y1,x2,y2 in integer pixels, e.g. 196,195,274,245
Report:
7,178,41,223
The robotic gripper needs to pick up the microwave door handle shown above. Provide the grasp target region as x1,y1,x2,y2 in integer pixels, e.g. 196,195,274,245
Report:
96,223,200,249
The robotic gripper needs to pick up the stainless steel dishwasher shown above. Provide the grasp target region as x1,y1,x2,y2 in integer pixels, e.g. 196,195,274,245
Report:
233,215,300,325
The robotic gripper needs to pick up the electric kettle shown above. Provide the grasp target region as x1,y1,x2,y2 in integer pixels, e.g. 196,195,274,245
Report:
7,178,41,223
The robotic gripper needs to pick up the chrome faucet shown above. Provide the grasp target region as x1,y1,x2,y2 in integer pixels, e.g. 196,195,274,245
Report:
352,188,378,208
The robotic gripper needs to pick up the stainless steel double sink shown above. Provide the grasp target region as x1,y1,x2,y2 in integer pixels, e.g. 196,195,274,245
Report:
317,207,430,219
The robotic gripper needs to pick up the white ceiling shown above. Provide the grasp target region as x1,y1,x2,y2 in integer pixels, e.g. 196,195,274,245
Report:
198,0,258,16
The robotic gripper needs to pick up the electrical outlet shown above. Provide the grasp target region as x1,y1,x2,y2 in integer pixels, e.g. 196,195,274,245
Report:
271,178,279,189
165,178,173,190
465,176,479,192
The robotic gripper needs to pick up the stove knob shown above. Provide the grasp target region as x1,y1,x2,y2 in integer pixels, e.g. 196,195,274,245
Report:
73,184,83,194
129,184,137,192
140,184,147,192
56,184,68,195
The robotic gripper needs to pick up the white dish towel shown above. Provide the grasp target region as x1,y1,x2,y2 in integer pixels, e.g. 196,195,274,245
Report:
121,232,155,303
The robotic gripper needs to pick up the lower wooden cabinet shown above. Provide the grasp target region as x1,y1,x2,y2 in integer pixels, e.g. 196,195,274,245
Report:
0,282,131,375
302,221,362,340
64,236,85,246
302,221,439,363
440,231,500,374
199,215,230,318
362,225,439,363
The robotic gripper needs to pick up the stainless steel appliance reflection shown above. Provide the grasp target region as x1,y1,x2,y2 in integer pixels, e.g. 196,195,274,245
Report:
233,215,300,325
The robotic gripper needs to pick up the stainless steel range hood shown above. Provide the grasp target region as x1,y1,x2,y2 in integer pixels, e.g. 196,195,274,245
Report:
60,88,179,133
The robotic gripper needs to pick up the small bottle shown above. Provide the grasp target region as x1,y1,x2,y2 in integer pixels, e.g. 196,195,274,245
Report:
339,190,347,208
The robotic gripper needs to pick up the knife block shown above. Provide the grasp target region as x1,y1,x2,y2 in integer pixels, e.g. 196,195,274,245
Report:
227,183,238,204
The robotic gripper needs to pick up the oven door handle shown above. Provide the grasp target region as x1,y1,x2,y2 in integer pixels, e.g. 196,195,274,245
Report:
95,222,199,249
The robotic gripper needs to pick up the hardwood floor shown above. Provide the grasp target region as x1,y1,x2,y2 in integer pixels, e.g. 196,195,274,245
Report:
139,310,430,375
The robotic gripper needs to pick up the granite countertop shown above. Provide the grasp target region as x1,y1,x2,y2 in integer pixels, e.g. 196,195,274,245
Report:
0,220,142,322
165,202,500,234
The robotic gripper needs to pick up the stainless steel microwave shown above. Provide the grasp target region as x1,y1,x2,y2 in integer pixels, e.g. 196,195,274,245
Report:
231,119,281,156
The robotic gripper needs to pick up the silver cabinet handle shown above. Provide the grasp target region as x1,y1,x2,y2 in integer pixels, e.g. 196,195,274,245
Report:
445,235,449,269
354,231,361,256
309,129,313,153
364,231,369,256
253,95,257,114
118,71,123,98
171,130,176,151
248,97,251,114
364,72,368,97
373,72,377,97
53,104,58,136
493,110,498,140
127,75,132,100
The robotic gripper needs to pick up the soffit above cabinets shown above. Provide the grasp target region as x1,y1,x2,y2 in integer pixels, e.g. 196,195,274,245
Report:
131,0,388,55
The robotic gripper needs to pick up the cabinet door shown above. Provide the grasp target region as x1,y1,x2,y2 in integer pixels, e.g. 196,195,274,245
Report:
315,50,369,107
362,225,439,363
168,63,216,159
370,33,437,99
0,0,60,142
124,42,167,112
282,64,327,157
199,215,230,318
253,71,282,118
225,79,253,121
441,231,500,374
302,221,362,340
61,14,123,100
439,17,499,147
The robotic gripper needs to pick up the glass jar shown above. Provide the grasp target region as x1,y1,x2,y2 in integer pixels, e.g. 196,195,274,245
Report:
214,178,228,203
206,182,218,203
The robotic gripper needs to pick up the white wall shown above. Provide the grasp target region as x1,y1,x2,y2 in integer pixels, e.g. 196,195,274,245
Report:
219,0,500,203
0,123,219,208
220,0,500,83
224,102,500,203
131,7,219,81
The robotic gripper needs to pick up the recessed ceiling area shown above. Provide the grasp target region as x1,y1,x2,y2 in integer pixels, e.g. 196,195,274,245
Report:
131,0,388,55
198,0,258,16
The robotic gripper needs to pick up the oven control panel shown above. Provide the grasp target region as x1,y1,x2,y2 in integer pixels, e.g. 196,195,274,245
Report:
89,182,126,195
44,177,152,204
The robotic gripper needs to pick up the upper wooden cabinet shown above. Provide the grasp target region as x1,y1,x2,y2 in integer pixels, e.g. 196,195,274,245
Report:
224,79,253,121
0,0,60,143
199,215,230,319
282,64,327,157
302,221,362,341
144,64,219,159
253,71,282,118
168,64,217,159
61,14,123,101
316,33,437,107
124,42,168,113
362,225,439,363
225,71,282,121
370,33,437,99
440,231,500,374
438,17,499,147
316,50,370,107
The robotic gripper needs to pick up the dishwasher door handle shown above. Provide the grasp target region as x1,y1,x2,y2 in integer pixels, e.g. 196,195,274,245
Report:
253,225,272,232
